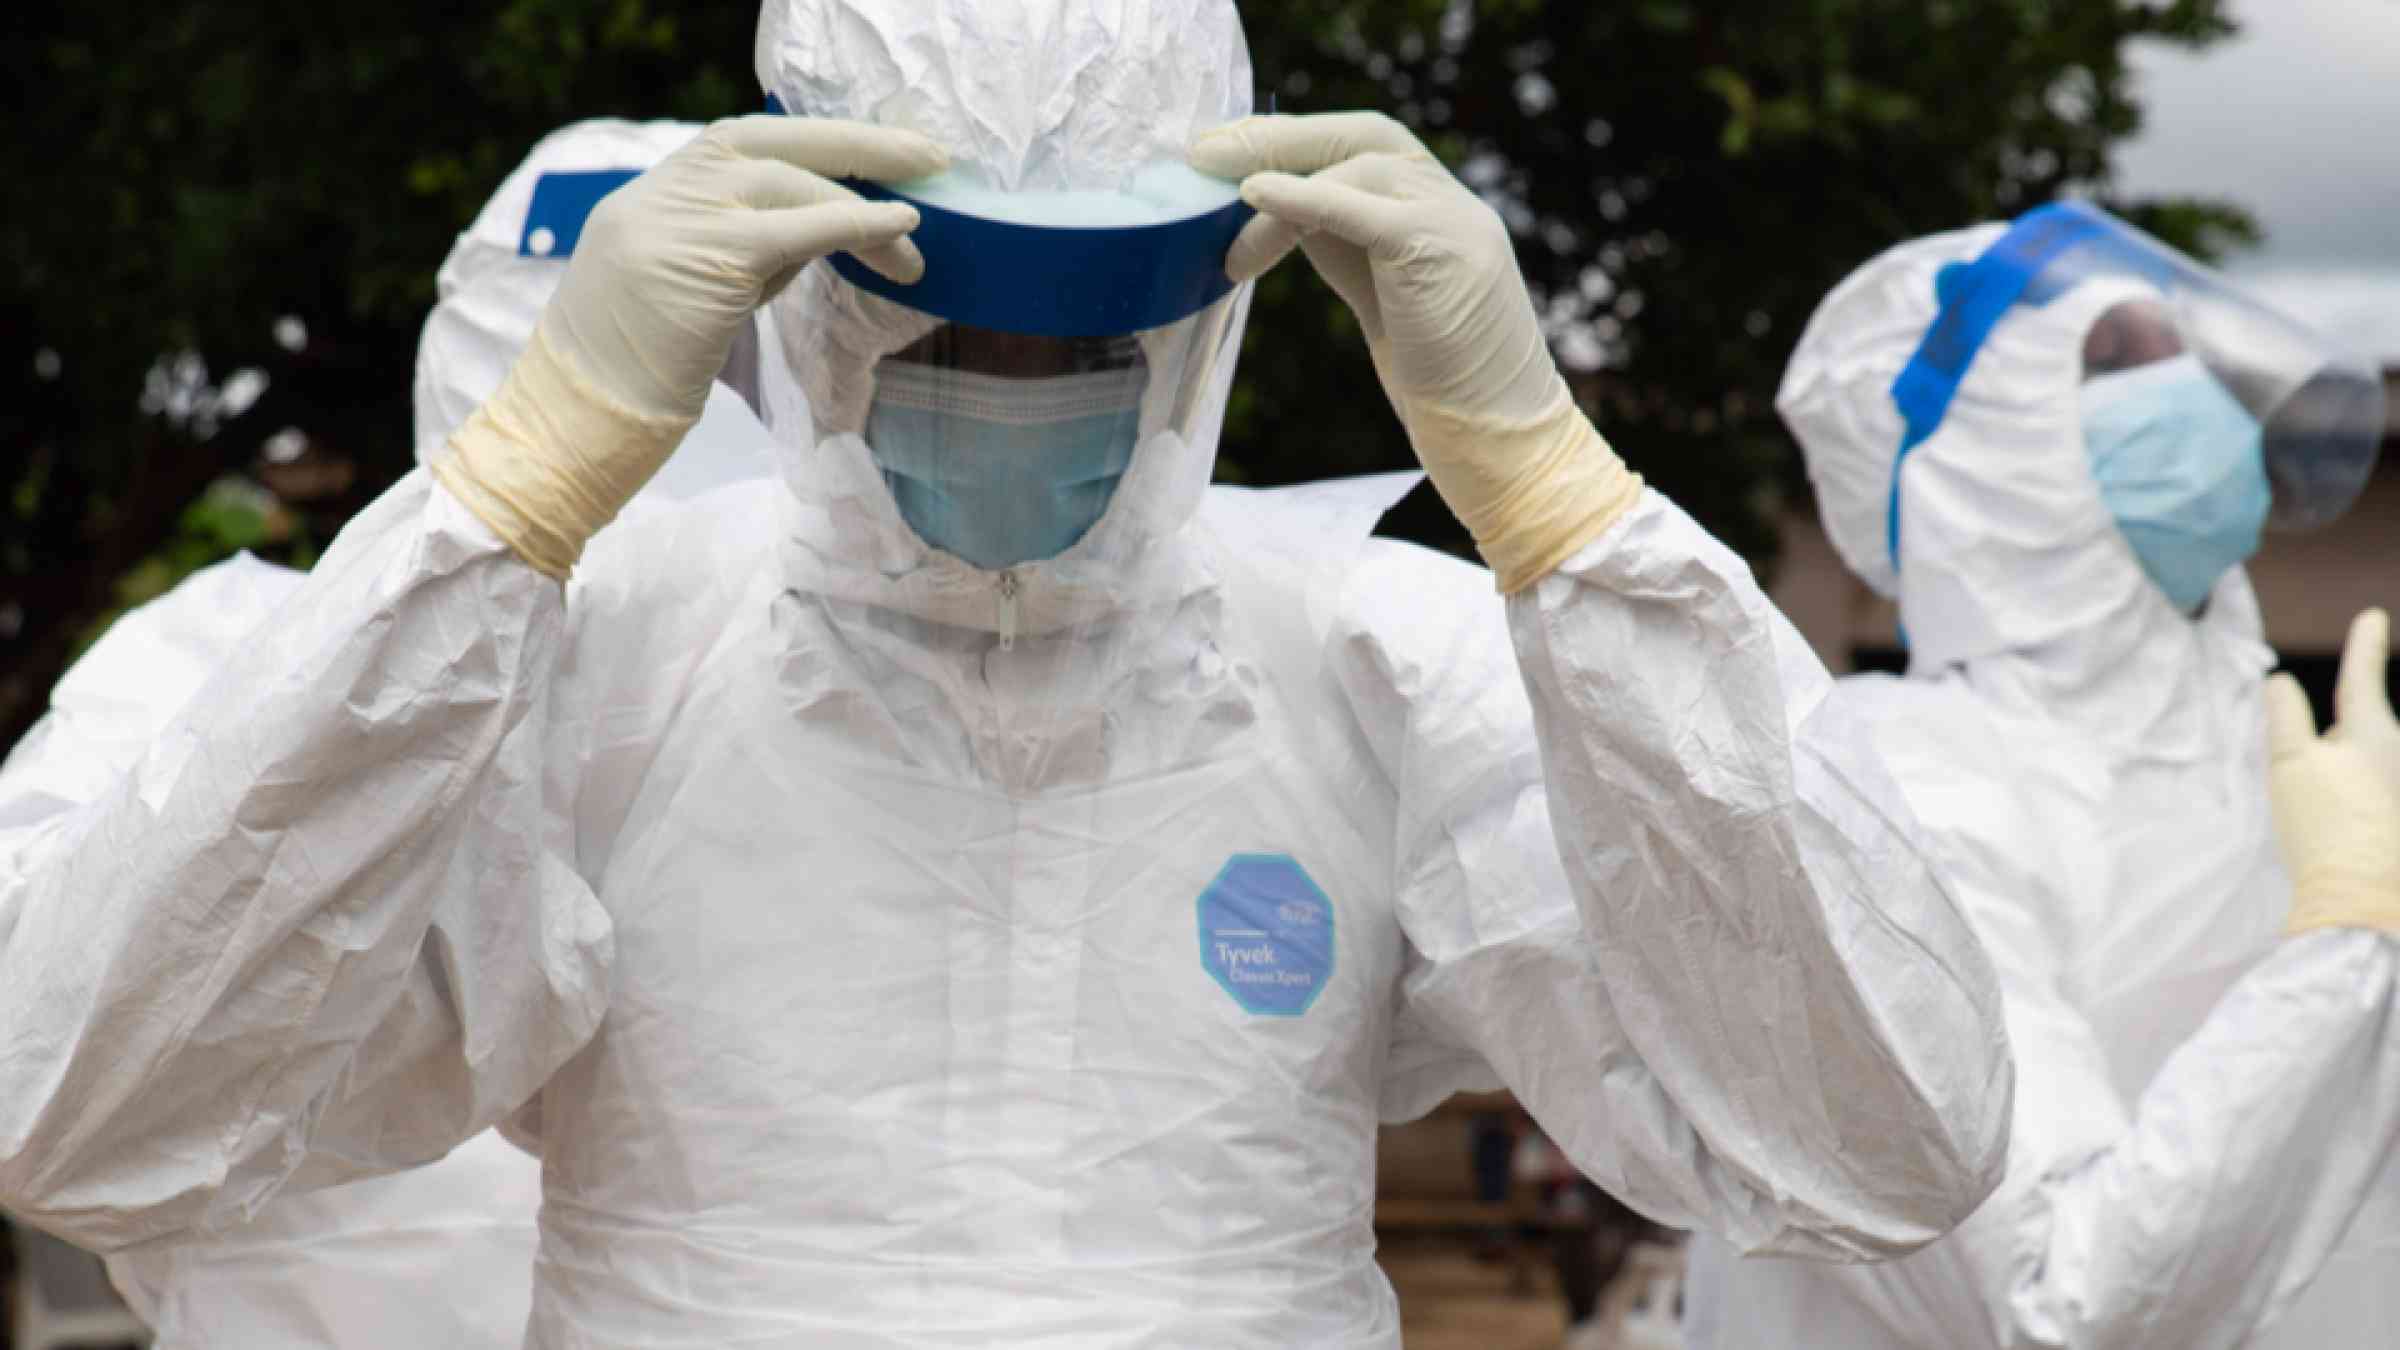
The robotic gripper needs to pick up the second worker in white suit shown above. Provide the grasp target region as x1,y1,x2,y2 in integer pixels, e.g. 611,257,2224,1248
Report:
0,115,776,1348
1686,204,2400,1349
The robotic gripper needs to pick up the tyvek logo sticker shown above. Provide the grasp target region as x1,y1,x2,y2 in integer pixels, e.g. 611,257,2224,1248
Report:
1198,853,1335,1016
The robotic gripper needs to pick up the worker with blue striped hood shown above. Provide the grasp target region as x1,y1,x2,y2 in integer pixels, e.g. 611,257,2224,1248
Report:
1686,206,2400,1350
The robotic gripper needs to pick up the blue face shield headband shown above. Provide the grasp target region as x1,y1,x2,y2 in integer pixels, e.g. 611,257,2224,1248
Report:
517,170,641,258
1882,202,2153,570
763,94,1254,340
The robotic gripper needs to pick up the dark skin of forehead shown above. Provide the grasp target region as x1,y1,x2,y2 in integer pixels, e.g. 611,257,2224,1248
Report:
888,324,1138,377
2082,298,2188,376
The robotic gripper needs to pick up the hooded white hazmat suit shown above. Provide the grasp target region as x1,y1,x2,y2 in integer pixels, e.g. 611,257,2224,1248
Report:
0,116,782,1349
0,5,2014,1345
1684,226,2400,1349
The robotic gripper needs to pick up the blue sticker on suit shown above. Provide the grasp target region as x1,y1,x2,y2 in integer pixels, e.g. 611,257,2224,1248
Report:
1198,853,1335,1016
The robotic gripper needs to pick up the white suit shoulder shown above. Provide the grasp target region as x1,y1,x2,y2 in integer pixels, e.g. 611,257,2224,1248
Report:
1335,537,1509,681
568,484,783,628
1322,536,1538,836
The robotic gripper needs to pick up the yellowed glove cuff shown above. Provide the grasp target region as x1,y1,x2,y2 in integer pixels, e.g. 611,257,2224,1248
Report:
428,323,694,581
2286,872,2400,938
1405,383,1644,594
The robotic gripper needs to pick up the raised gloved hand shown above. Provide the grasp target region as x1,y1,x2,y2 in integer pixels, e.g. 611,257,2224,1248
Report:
2332,608,2400,803
1189,112,1640,593
2266,607,2400,937
434,116,947,578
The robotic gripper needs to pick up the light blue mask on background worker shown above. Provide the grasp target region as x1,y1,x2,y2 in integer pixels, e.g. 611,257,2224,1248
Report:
2080,352,2270,614
865,363,1148,571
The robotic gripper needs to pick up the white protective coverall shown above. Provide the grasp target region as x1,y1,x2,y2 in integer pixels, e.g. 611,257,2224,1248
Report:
0,116,777,1349
0,5,2013,1346
2,556,540,1346
1685,227,2400,1349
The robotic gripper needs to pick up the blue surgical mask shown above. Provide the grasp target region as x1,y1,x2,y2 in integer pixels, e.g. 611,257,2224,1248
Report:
2080,353,2270,614
864,363,1147,571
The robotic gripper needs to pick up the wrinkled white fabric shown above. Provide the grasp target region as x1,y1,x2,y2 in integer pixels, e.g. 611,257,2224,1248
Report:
106,1131,537,1347
0,555,545,1350
0,116,793,1350
1687,227,2400,1350
0,469,2014,1347
0,5,2013,1346
755,0,1250,194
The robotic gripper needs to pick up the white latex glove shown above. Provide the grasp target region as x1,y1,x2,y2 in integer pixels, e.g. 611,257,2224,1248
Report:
2267,607,2400,937
2337,608,2400,803
433,115,947,578
1190,112,1640,592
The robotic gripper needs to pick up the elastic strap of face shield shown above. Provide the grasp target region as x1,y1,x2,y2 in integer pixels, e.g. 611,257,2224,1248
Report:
1883,202,2116,570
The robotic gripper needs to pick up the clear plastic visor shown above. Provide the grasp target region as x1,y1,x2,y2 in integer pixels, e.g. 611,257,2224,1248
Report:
866,289,1245,449
839,288,1246,571
2039,215,2385,530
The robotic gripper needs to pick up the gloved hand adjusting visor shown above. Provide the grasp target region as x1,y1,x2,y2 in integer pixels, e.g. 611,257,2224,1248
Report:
783,110,1257,570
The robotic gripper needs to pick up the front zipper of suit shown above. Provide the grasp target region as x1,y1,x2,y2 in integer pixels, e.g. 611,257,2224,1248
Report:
997,570,1021,652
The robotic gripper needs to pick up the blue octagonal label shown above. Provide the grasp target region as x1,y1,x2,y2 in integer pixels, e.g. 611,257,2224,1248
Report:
1198,853,1335,1016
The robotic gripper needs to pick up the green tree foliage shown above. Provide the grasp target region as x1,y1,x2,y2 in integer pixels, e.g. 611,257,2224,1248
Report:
0,0,2246,747
1227,0,2252,545
1,0,765,743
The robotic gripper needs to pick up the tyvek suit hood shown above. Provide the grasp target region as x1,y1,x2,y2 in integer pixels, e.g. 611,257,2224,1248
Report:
747,0,1254,638
755,0,1250,193
1780,224,2268,687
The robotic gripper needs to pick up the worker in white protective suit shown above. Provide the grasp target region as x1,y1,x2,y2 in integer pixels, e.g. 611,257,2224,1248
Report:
0,116,776,1348
1685,205,2400,1349
0,550,542,1349
0,4,2019,1345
